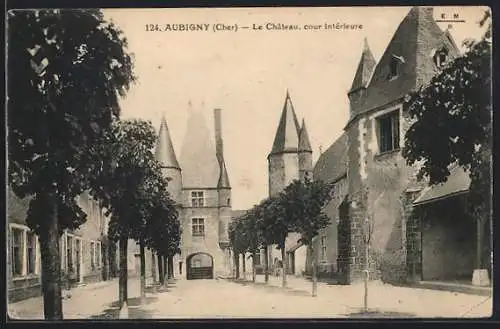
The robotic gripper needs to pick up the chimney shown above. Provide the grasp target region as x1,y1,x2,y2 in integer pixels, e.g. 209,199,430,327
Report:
214,108,223,161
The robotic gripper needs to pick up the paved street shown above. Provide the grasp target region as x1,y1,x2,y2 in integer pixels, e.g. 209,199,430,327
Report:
9,274,492,320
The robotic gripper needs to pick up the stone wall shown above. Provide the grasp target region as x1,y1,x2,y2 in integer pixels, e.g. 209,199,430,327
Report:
345,103,423,284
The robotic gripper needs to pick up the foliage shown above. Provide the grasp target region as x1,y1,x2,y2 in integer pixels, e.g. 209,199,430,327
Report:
402,9,492,224
281,178,333,246
88,119,160,242
8,9,135,234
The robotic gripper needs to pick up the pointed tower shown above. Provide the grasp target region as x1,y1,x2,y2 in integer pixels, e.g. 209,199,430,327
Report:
268,90,301,197
155,115,182,204
298,118,313,182
348,37,376,117
213,108,232,249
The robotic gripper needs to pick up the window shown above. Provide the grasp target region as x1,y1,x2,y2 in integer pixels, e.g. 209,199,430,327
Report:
27,232,36,275
90,241,95,270
67,236,73,273
227,198,231,206
433,48,449,68
389,55,404,80
192,218,205,237
11,228,24,276
378,111,400,153
321,236,327,261
191,191,204,207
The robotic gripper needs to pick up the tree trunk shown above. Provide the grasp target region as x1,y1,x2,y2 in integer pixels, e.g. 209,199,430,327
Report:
139,241,146,304
364,232,370,312
39,193,63,320
151,252,157,284
157,254,164,285
233,252,240,279
163,255,168,286
118,238,128,308
311,245,318,297
476,218,485,269
109,241,118,278
281,247,287,288
264,246,269,283
168,256,174,279
102,237,109,281
242,253,246,280
252,251,257,282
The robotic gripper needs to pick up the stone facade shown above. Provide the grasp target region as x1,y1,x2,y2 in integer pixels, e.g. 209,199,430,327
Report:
155,106,233,280
303,7,480,285
7,190,118,302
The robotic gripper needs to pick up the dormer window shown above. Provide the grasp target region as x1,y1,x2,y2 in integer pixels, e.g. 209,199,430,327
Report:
433,47,449,68
388,55,404,80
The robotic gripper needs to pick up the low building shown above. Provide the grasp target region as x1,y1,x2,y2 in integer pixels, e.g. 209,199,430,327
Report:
7,189,118,302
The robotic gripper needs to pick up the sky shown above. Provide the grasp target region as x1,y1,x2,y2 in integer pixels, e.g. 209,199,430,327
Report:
103,6,487,210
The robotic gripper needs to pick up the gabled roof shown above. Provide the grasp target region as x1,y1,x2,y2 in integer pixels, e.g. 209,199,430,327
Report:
179,107,220,188
155,115,180,170
298,118,312,152
269,91,301,156
313,133,348,183
350,7,460,117
349,38,377,93
413,165,471,206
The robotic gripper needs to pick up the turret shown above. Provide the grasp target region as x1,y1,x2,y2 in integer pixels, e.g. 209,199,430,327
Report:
155,115,182,204
268,90,301,197
347,38,376,117
298,118,313,182
214,108,231,248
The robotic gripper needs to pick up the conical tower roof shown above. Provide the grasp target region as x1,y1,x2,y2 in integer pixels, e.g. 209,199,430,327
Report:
349,38,376,93
155,115,180,170
218,161,231,188
298,118,312,152
179,106,220,188
269,90,301,156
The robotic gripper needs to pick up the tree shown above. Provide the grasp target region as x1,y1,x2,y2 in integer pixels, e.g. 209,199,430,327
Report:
228,217,249,280
88,119,158,309
7,9,134,319
281,178,332,296
402,9,492,271
258,194,290,288
242,209,264,283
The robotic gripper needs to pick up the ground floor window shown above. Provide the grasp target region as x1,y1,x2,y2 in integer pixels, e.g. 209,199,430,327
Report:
9,224,40,278
90,241,96,270
27,232,37,275
11,227,24,277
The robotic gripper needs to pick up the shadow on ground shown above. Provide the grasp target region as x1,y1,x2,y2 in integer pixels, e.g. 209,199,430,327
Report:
347,309,416,318
145,283,177,294
226,278,312,297
88,296,158,319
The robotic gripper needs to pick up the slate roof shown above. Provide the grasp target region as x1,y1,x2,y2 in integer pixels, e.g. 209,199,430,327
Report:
179,107,220,188
217,161,231,189
413,165,471,205
350,7,460,119
155,116,180,170
349,38,377,93
313,133,348,183
298,119,312,152
269,91,301,156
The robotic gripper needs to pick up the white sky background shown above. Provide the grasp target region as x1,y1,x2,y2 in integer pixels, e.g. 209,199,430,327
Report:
103,6,488,210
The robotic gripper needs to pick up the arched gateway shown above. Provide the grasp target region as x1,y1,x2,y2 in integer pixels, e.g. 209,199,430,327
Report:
186,252,214,280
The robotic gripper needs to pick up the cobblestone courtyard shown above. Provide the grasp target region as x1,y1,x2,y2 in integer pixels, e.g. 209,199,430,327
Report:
8,275,492,320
